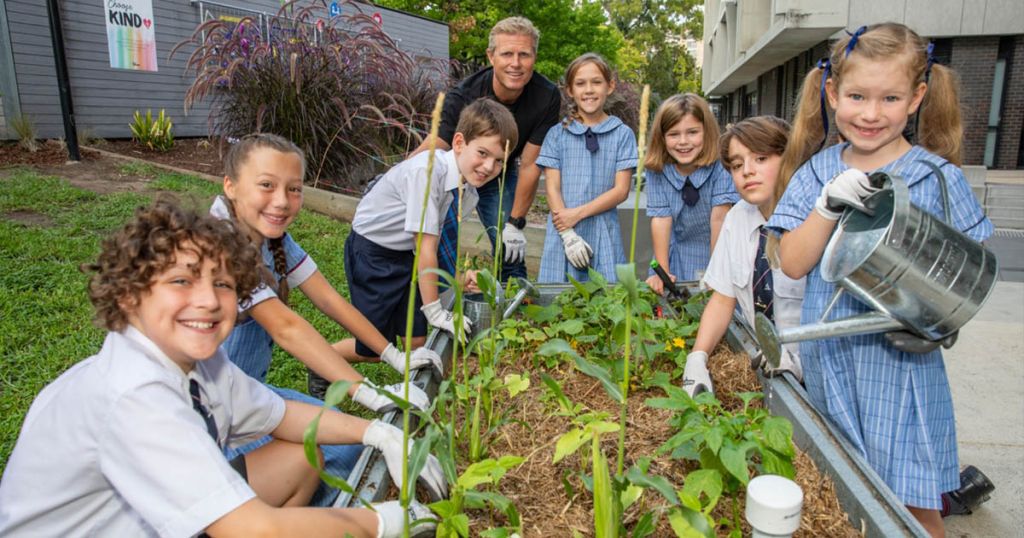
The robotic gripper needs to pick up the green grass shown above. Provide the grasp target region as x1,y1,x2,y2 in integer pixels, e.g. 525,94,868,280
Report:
118,162,159,177
0,168,390,467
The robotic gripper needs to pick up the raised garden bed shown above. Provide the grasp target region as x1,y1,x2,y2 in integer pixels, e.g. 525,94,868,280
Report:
337,280,927,537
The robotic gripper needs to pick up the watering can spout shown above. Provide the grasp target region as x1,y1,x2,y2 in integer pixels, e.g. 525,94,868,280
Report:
755,312,904,368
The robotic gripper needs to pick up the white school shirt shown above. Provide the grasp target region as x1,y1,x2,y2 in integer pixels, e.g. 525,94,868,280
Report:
352,150,479,251
703,200,805,355
0,327,286,538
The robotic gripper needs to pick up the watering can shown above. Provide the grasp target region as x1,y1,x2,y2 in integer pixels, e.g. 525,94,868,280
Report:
463,278,539,335
756,168,999,368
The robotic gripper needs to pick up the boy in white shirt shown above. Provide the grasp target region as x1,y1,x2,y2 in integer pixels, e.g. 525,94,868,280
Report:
682,116,805,396
0,199,443,537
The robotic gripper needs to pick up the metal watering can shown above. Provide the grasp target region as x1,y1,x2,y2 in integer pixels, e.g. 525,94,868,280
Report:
756,168,999,368
463,278,539,336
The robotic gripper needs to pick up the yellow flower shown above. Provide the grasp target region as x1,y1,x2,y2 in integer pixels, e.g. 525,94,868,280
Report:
664,342,673,352
673,337,686,350
570,339,579,350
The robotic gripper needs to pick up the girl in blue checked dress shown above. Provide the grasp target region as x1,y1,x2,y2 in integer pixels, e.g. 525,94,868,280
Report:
766,23,992,536
644,94,739,294
537,53,637,283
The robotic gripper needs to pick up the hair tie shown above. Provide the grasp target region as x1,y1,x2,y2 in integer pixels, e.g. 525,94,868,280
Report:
844,26,867,57
925,41,936,83
817,58,831,149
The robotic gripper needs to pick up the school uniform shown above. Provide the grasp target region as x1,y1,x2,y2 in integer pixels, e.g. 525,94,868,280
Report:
645,160,739,281
209,196,362,506
537,117,637,283
347,149,478,351
766,143,992,509
703,199,805,365
0,327,284,537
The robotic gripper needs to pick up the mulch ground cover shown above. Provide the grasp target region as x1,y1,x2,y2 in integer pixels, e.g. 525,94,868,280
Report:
102,138,227,177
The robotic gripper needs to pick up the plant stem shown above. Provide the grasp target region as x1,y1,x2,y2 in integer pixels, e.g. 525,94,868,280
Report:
617,85,651,478
400,92,445,538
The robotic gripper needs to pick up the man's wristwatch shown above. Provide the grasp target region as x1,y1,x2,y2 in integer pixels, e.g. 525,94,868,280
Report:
508,216,526,230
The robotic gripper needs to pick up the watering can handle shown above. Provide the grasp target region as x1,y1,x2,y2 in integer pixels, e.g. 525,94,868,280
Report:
915,160,953,225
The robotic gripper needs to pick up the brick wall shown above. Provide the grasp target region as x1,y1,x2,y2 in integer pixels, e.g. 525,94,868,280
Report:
950,36,999,166
996,36,1024,169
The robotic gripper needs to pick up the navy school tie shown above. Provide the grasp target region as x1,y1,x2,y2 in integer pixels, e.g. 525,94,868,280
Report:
584,128,599,153
752,226,774,322
682,179,700,206
189,378,219,444
437,187,460,284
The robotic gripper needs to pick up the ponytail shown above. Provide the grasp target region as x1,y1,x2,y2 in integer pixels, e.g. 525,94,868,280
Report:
267,237,290,305
777,67,826,199
917,64,963,166
220,195,284,304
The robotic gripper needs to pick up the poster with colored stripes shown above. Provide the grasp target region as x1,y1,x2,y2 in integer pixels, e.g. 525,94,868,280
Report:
105,0,157,71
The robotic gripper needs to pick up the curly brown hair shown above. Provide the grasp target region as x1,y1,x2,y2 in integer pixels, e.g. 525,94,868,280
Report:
82,197,264,331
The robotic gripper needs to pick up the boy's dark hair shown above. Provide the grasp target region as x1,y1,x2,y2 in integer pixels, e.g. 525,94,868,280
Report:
83,197,263,331
455,98,518,156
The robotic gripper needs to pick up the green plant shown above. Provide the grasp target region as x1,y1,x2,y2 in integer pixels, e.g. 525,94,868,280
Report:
430,455,524,538
10,114,39,152
129,109,174,152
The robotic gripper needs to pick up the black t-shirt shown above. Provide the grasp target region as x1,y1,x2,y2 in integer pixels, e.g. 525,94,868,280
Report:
438,67,562,160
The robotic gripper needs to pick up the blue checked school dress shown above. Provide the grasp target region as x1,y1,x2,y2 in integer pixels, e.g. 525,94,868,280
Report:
537,116,638,283
766,144,993,509
645,160,739,281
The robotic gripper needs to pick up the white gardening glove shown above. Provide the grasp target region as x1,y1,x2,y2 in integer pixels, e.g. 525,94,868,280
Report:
380,344,444,378
559,228,593,270
373,499,438,538
762,347,804,382
363,420,449,503
502,224,527,264
421,299,472,343
814,168,881,220
352,380,430,414
682,351,714,397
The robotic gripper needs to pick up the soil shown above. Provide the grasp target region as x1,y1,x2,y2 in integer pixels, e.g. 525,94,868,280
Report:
0,139,96,168
102,138,227,177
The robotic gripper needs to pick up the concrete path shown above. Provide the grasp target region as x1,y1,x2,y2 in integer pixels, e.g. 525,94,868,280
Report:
944,240,1024,536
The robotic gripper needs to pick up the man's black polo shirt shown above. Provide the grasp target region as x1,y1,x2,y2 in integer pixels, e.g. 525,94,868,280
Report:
438,67,562,160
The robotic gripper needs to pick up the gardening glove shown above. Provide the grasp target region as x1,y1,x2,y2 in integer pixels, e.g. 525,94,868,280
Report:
682,350,714,397
502,224,527,264
560,228,593,270
885,330,957,354
421,299,472,343
761,347,804,382
373,499,438,538
352,379,431,414
363,420,449,502
380,344,444,378
814,168,882,220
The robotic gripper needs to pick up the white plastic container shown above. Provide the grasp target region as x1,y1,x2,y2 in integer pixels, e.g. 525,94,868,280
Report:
745,474,804,538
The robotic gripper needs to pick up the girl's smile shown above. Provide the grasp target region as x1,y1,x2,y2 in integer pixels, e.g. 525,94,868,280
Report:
568,62,613,125
223,147,305,241
664,114,705,170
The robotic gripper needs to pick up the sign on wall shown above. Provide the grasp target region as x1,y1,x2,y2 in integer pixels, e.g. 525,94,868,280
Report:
105,0,157,71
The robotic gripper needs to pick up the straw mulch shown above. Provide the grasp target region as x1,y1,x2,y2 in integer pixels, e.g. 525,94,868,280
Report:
453,343,860,537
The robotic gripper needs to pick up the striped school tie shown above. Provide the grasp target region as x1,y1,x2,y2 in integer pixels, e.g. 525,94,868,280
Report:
189,379,219,444
437,187,460,285
752,226,774,322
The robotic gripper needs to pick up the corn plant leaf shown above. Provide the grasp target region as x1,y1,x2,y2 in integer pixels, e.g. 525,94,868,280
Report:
553,428,589,464
615,263,639,301
667,506,715,538
573,355,623,403
718,446,750,485
591,437,618,538
300,381,363,506
540,372,575,414
681,469,723,512
632,511,657,538
407,428,439,498
625,465,679,505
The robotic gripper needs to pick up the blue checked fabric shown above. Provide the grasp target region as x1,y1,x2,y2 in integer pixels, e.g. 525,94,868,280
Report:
438,187,460,282
536,117,637,283
645,160,739,281
752,226,774,322
766,143,992,509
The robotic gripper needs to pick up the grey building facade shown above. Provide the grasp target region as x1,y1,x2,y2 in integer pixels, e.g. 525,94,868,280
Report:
0,0,448,140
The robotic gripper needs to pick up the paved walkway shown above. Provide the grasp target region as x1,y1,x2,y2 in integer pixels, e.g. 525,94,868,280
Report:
943,234,1024,537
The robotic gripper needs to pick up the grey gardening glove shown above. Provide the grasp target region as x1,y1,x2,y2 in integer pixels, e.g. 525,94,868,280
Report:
502,224,527,264
815,168,881,220
373,499,438,538
760,347,804,382
682,350,713,397
352,380,430,414
421,299,472,343
380,343,444,378
559,228,593,270
363,420,449,503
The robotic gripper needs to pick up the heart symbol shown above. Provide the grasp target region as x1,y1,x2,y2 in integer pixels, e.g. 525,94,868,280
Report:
143,18,151,29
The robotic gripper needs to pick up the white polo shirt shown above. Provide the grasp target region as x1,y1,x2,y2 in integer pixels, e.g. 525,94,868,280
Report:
352,149,479,251
0,327,286,538
703,200,806,356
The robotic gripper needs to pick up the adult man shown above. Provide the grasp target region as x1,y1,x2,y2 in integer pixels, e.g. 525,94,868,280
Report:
412,16,562,279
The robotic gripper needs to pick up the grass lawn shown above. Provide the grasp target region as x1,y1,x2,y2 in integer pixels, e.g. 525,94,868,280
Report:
0,166,394,468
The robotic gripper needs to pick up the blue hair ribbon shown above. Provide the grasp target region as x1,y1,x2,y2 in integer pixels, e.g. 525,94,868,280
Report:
845,26,867,57
925,41,936,83
817,58,831,148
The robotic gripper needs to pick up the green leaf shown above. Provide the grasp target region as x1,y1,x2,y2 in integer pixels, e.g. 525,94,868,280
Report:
591,437,618,538
620,484,644,510
568,274,591,301
719,446,750,485
585,420,621,436
524,303,560,323
430,499,458,519
574,355,623,403
704,427,723,455
450,513,470,538
615,263,639,301
558,318,585,335
553,428,589,464
479,529,510,538
626,465,679,505
762,416,795,457
632,511,657,538
681,469,723,511
503,373,530,397
538,338,581,360
667,506,716,538
760,448,796,479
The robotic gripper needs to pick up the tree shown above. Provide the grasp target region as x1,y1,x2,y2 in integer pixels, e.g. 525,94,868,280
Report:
378,0,624,82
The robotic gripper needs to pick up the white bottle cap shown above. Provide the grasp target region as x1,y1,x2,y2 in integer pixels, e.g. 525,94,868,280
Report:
745,474,803,537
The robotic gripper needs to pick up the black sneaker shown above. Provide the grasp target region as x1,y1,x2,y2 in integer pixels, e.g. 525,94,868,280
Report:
307,368,330,401
941,465,995,517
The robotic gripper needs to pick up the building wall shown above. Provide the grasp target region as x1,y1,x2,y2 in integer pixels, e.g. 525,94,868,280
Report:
951,36,1000,166
998,36,1024,168
1,0,448,140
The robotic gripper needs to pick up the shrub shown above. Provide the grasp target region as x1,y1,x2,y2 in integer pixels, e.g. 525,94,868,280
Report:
129,109,175,152
172,0,447,193
10,114,39,152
